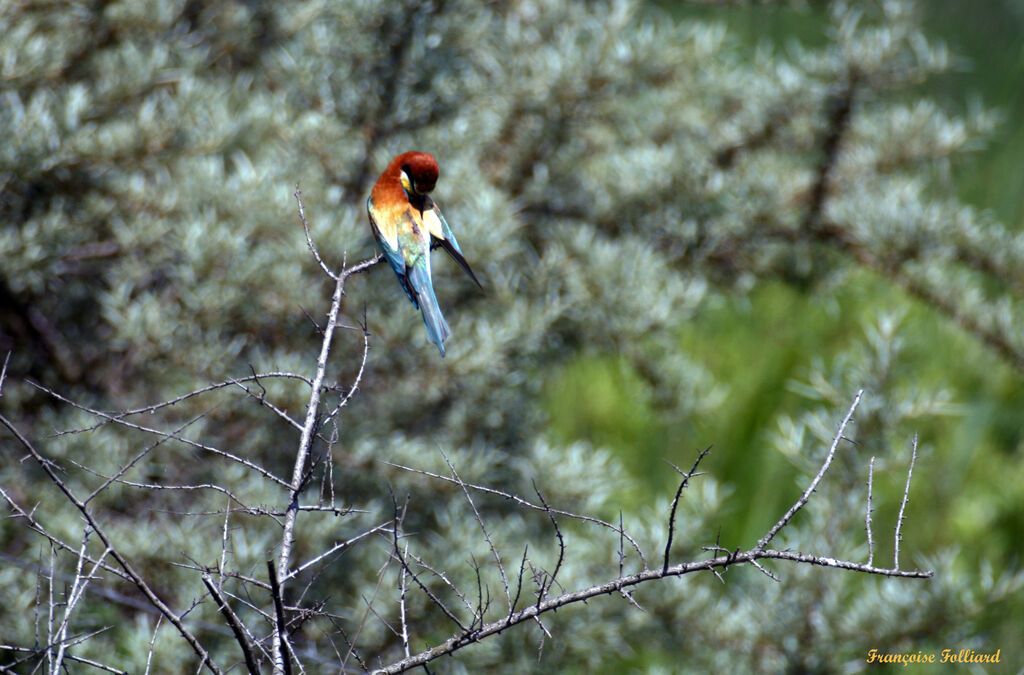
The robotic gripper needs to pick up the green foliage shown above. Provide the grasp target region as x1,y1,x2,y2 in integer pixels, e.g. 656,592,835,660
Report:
1,0,1021,671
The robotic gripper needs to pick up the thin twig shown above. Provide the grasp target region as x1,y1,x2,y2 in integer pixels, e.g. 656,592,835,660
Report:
388,493,467,632
0,351,10,397
442,450,512,612
321,321,371,428
510,546,528,621
663,447,712,573
29,382,290,489
52,532,110,675
401,550,477,617
227,378,304,431
0,413,223,675
288,522,392,581
143,616,162,675
218,500,231,582
0,486,130,584
46,543,55,673
49,372,312,437
342,550,390,671
295,188,338,281
532,482,564,607
617,511,625,578
385,462,647,568
86,407,213,504
866,455,876,567
749,559,781,582
202,575,261,675
2,631,126,674
894,435,918,570
756,390,862,552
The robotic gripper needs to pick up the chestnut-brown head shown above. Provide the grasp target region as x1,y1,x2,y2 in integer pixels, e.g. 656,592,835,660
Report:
395,152,440,196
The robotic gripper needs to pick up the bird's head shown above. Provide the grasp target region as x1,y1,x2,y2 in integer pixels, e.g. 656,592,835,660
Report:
398,152,440,196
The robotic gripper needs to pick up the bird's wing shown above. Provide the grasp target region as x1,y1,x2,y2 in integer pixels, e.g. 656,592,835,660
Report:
422,198,483,289
368,196,417,305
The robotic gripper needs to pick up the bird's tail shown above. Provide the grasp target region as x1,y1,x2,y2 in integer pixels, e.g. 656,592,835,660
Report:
407,261,451,356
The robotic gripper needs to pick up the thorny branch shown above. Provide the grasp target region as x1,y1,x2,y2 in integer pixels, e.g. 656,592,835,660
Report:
443,450,512,612
532,482,565,608
385,461,648,568
389,492,467,633
375,549,929,675
0,413,225,675
202,574,261,675
894,434,918,570
866,455,876,567
375,390,931,674
0,176,938,675
269,189,382,674
0,191,385,673
756,389,863,552
663,446,712,573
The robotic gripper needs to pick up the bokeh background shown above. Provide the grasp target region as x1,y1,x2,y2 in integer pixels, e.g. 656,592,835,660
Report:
1,0,1021,671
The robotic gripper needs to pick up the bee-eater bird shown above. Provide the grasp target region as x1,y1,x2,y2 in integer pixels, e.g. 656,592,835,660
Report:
367,152,481,356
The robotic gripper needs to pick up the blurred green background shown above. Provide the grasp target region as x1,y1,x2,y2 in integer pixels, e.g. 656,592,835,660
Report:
545,0,1024,666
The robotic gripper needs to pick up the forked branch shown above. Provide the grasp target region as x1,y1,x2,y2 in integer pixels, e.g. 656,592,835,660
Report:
375,390,932,674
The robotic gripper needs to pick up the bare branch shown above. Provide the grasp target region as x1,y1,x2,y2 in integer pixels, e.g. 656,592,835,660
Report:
227,377,304,431
371,543,930,674
295,187,339,281
663,446,712,573
385,462,647,568
388,493,468,632
398,544,411,660
532,482,564,608
0,412,224,675
51,531,111,675
85,407,212,504
749,559,781,583
371,392,932,674
756,390,863,552
49,372,313,437
321,319,371,428
218,500,231,582
894,435,918,570
341,254,384,279
288,522,392,581
442,450,512,612
143,616,162,675
1,631,126,674
866,455,876,567
403,549,476,618
0,351,10,397
272,264,350,672
0,486,131,585
202,574,261,675
29,382,290,489
267,561,295,675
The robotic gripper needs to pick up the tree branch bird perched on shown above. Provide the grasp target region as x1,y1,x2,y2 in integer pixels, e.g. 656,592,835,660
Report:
367,152,482,356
